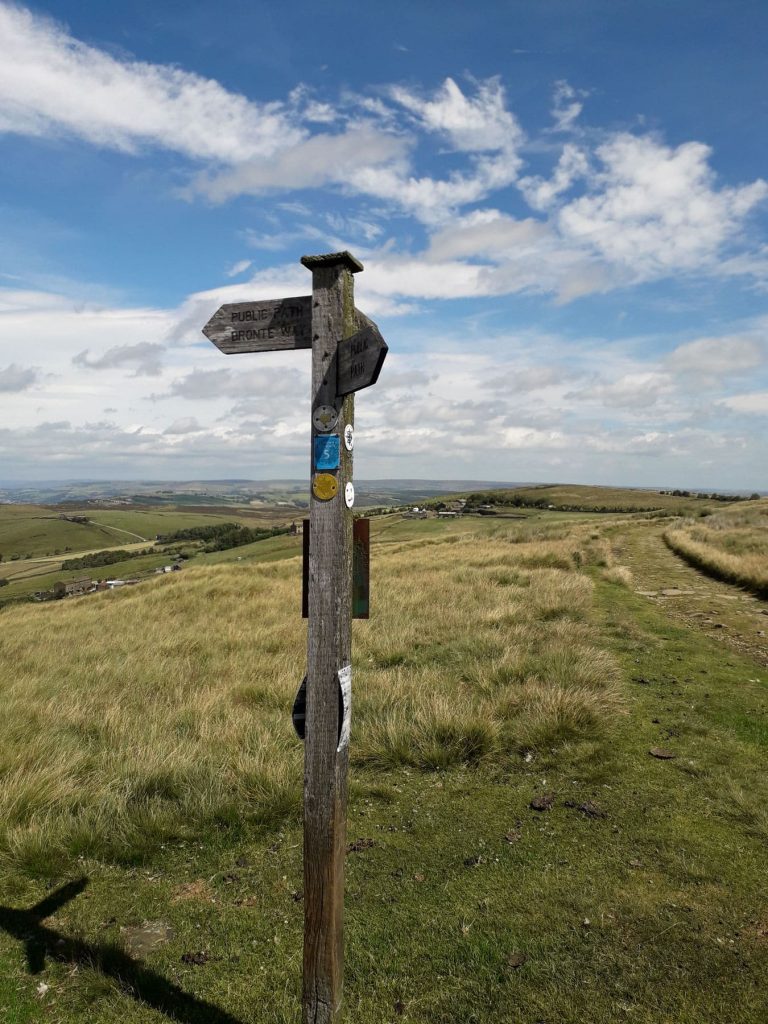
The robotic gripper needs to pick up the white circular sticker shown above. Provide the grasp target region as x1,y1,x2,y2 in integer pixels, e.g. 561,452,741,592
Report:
344,482,355,508
312,404,339,433
344,424,354,451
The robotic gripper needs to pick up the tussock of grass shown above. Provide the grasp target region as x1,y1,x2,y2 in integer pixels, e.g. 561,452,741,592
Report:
664,502,768,596
0,523,623,871
601,565,634,588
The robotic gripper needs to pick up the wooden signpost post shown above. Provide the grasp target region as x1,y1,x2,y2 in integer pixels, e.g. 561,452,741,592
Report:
202,252,387,1024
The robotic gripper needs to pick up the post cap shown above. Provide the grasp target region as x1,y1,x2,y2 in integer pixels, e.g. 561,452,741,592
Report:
300,251,364,274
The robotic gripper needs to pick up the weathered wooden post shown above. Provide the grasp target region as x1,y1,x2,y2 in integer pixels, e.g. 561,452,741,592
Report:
301,251,358,1024
202,252,387,1023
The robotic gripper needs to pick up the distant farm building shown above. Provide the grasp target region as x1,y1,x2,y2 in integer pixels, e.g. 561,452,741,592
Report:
53,576,93,598
58,514,89,524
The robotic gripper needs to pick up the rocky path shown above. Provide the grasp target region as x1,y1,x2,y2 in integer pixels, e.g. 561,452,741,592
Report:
613,521,768,667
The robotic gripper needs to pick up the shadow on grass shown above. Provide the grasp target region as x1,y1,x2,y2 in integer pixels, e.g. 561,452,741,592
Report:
0,878,244,1024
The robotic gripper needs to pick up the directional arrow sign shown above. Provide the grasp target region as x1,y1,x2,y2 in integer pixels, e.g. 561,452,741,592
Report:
336,318,388,396
202,296,312,354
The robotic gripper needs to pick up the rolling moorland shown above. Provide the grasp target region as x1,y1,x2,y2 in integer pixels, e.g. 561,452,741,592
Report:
0,484,766,1023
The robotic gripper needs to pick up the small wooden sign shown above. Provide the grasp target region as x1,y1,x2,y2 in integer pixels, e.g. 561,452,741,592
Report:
202,296,312,354
302,517,370,620
302,519,310,619
337,322,388,396
352,518,370,619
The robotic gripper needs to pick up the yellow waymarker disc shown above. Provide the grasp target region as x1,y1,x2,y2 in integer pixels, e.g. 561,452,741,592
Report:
313,473,338,501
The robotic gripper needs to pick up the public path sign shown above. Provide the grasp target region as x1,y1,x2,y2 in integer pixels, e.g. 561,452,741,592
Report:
202,296,312,353
337,319,388,396
202,252,387,1024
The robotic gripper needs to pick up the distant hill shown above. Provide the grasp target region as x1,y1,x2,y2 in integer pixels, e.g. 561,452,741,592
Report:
0,479,531,507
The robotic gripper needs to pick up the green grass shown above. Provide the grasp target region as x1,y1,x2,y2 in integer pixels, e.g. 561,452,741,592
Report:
0,505,296,563
0,510,127,560
0,511,766,1021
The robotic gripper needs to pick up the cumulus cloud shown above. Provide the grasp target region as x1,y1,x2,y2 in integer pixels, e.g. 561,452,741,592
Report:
164,417,202,434
166,365,308,405
556,135,768,277
501,426,568,449
718,391,768,415
489,366,569,393
0,362,39,391
389,76,523,153
73,342,164,376
567,372,675,409
518,144,589,211
667,335,765,377
349,77,525,223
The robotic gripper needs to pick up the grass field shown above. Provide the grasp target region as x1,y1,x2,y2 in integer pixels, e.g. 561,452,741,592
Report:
0,506,296,563
0,493,766,1022
664,499,768,597
0,505,300,604
471,483,733,516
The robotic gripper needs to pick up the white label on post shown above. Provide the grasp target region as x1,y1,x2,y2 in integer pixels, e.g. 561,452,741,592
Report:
337,665,351,752
344,424,354,451
345,482,355,508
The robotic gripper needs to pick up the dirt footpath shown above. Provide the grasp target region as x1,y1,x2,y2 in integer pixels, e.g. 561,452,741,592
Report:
613,522,768,667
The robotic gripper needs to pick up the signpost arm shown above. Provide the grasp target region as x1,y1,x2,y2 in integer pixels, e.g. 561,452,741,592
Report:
301,251,362,1024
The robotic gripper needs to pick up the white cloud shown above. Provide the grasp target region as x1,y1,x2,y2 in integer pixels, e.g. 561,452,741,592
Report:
226,260,252,278
568,371,675,409
349,77,525,223
166,365,308,407
389,76,523,153
718,391,768,415
667,334,765,376
73,342,164,376
164,417,202,435
2,4,764,293
427,210,549,261
0,362,39,391
550,80,587,133
518,144,589,211
193,127,408,202
556,134,768,277
501,426,568,449
0,3,301,162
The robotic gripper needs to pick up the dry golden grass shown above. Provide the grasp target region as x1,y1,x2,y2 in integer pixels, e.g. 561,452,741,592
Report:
664,500,768,596
0,523,623,871
601,565,634,588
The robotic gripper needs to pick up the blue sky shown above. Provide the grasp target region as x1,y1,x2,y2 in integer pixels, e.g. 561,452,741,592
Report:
0,0,766,488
